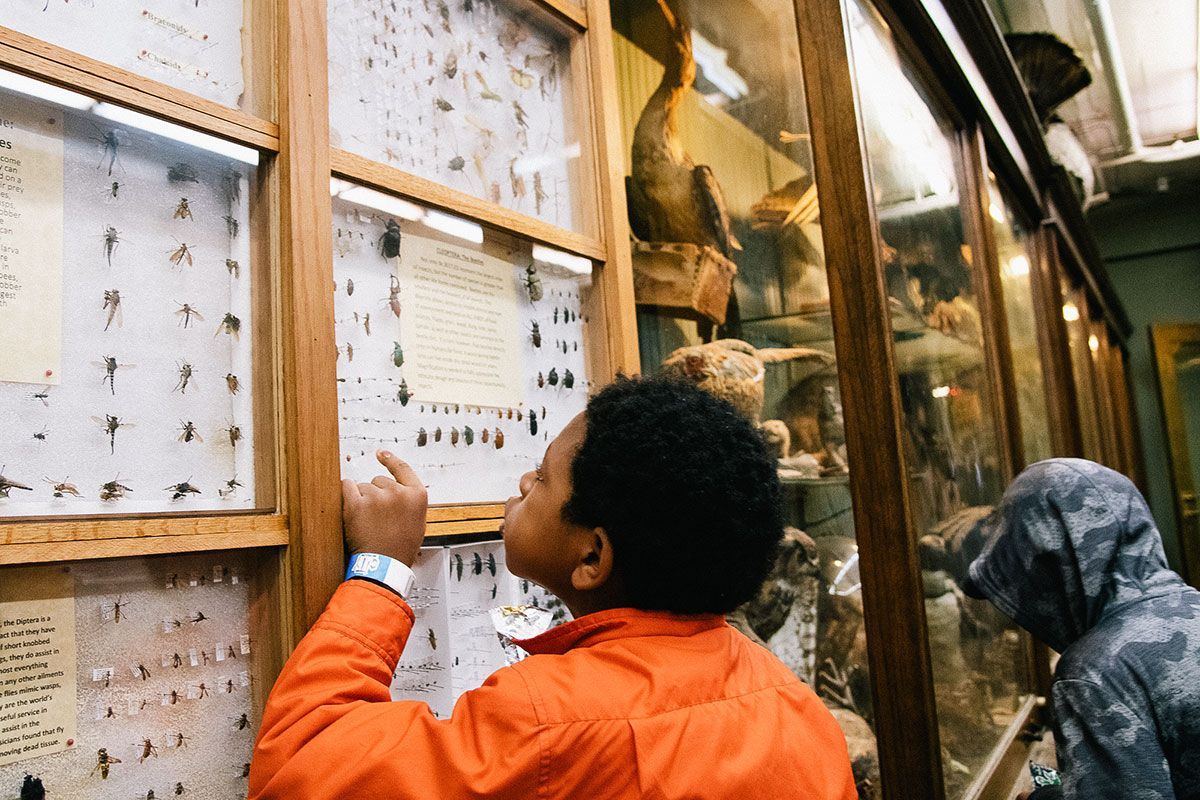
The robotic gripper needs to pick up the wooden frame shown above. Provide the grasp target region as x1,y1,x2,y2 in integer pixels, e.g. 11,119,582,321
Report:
1150,323,1200,586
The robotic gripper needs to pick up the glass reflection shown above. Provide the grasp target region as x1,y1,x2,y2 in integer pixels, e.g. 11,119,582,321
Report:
846,1,1030,794
1063,285,1105,462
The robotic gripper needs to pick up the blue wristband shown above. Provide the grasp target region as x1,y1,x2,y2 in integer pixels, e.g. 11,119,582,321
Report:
346,553,415,598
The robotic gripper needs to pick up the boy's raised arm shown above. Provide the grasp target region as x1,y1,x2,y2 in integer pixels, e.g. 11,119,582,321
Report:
249,578,544,800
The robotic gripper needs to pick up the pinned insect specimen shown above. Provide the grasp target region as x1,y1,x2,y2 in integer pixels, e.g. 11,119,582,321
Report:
178,421,202,444
379,218,403,260
197,682,210,700
427,628,437,650
547,367,559,387
93,414,132,453
563,369,575,389
448,155,466,172
233,713,251,731
45,477,82,498
174,782,185,796
223,215,239,240
215,312,241,339
99,477,132,501
509,159,527,200
174,198,193,221
91,748,121,779
102,226,122,266
219,475,244,499
396,379,412,407
481,427,490,444
388,341,405,369
388,275,402,318
463,425,474,446
362,312,371,336
449,427,460,447
494,428,505,449
165,480,201,500
225,373,241,395
223,168,242,209
529,414,538,436
346,278,355,296
238,764,251,779
553,307,559,324
135,663,151,681
164,689,181,705
32,426,48,441
174,362,195,394
32,386,50,406
434,427,443,443
176,302,204,328
434,96,454,113
20,774,43,800
168,162,199,183
417,428,428,447
97,355,135,395
529,321,541,347
107,181,121,199
142,791,156,800
95,128,122,177
444,50,459,79
101,289,122,330
523,264,543,301
0,467,32,498
534,172,549,215
342,342,354,362
226,259,240,278
169,242,194,267
537,371,544,388
135,738,159,763
486,552,497,576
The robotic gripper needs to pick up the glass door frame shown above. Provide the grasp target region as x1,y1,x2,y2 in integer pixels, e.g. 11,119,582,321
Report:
1151,323,1200,588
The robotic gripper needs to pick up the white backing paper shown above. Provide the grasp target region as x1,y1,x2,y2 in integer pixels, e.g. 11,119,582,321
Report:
1,1,246,109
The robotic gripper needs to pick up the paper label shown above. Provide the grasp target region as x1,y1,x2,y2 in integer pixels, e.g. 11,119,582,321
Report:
0,566,76,766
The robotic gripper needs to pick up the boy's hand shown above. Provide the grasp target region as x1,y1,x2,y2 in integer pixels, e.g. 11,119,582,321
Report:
342,450,427,566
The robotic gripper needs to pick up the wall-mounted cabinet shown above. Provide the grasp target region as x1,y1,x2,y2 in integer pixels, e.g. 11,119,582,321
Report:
0,0,1138,798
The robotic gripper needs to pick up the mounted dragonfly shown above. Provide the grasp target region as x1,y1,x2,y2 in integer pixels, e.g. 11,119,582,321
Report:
92,414,134,454
95,355,136,395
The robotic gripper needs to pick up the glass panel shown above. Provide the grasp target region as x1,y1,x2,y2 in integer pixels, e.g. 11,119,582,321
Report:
1090,323,1120,468
0,1,266,115
845,2,1030,795
327,0,595,235
986,173,1052,465
331,179,597,505
612,0,879,792
1173,339,1200,499
0,73,271,517
0,551,274,796
1062,284,1104,462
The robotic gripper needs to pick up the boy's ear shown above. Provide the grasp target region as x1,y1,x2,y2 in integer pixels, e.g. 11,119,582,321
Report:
570,527,614,592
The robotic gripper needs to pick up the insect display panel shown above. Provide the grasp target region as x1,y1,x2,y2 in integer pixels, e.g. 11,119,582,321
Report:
1,0,250,111
0,553,259,800
389,543,568,716
327,0,591,233
332,188,590,505
0,84,259,517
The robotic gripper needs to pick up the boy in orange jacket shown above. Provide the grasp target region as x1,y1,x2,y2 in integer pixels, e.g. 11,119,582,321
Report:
250,375,857,799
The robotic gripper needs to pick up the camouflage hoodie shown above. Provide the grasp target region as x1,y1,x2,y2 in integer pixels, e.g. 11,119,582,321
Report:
966,459,1200,800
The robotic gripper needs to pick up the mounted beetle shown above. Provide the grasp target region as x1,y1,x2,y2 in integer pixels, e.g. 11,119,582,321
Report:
522,264,543,302
379,218,402,260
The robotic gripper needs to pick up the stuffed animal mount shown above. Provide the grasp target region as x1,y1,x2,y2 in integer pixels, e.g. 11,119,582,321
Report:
631,240,737,325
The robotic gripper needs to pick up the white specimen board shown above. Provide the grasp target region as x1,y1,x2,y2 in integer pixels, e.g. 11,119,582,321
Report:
328,0,589,233
0,86,257,517
0,554,258,799
332,192,590,505
0,1,247,109
389,542,569,718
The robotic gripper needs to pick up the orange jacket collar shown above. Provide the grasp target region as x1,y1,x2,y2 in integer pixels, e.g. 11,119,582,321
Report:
514,607,727,656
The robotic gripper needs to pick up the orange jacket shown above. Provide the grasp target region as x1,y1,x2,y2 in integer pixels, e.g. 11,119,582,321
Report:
251,580,857,800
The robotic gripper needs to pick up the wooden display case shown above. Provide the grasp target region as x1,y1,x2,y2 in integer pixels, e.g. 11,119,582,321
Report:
0,0,1140,797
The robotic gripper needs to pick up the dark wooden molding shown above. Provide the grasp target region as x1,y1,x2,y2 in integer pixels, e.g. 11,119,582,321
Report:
792,1,945,797
1035,226,1086,458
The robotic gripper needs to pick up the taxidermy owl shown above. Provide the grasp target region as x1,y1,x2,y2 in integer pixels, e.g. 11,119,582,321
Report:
660,339,835,424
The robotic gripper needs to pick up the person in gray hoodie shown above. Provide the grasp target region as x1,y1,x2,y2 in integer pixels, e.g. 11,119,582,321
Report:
961,458,1200,800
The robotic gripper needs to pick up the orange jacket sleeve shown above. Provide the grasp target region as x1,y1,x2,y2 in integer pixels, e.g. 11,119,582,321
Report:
249,580,545,800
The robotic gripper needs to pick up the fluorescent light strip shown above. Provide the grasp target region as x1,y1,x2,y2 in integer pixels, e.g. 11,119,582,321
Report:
330,180,423,221
1,68,93,110
422,209,483,244
532,244,591,276
92,103,259,165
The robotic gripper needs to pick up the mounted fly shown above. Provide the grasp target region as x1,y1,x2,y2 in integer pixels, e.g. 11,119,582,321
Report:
178,421,202,443
225,373,241,395
0,467,33,498
102,225,122,266
215,313,241,339
174,198,193,221
165,480,201,500
99,477,132,501
45,477,82,497
102,289,122,330
176,302,204,328
174,362,195,393
169,241,194,267
167,162,199,183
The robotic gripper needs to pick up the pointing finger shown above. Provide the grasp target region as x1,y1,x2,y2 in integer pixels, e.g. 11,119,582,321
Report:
377,450,422,488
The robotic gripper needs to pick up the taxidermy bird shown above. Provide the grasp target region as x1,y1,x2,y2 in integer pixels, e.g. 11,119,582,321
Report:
626,0,741,258
1005,32,1095,204
660,339,834,424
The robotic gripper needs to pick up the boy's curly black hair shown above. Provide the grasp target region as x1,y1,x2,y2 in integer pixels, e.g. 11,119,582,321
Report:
562,374,784,615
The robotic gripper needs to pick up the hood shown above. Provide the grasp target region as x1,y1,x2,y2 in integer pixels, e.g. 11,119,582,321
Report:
965,458,1179,653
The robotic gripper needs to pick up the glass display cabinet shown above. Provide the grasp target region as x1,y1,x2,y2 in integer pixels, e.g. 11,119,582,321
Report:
0,0,1141,798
